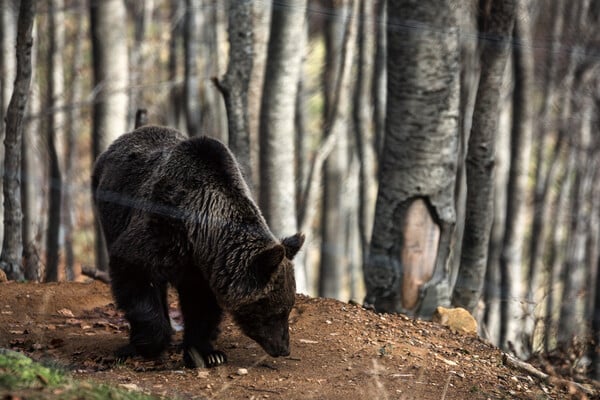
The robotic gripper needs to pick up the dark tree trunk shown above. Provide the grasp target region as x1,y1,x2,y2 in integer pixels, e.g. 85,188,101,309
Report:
214,0,253,186
0,0,35,281
44,0,64,282
452,0,515,313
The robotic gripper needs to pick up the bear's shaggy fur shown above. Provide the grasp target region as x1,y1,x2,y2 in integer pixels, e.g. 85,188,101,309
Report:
91,125,304,368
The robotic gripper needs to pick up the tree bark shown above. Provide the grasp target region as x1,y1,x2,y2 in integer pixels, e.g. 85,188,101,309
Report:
318,0,355,300
364,0,460,317
259,0,307,292
90,0,129,271
183,0,201,137
44,0,64,282
63,1,85,280
214,0,253,186
372,0,386,157
452,0,515,313
0,0,18,248
352,0,377,268
0,0,35,281
557,74,596,350
498,0,534,357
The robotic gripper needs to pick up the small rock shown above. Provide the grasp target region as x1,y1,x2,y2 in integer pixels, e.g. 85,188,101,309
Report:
237,368,248,376
197,371,209,379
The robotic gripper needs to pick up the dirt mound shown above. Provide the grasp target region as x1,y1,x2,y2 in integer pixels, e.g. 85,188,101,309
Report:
0,281,594,399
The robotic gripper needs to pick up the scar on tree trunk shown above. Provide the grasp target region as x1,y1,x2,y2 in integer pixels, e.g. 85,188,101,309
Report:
400,198,440,310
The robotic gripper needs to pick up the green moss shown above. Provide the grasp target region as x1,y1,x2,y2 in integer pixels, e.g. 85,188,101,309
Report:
0,349,162,399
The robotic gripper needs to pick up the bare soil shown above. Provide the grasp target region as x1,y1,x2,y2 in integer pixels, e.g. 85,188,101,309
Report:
0,281,596,399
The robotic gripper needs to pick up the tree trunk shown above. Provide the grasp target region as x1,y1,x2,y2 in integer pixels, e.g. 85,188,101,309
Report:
352,0,377,268
0,0,35,281
63,0,85,281
44,0,64,282
557,77,596,350
259,0,307,292
372,0,386,157
318,0,354,300
0,0,18,247
248,0,271,192
214,0,253,186
90,0,129,271
498,0,534,357
483,57,512,345
452,0,515,314
183,0,201,137
364,0,460,317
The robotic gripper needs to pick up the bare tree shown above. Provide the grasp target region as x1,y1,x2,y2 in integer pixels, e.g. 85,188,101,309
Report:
364,0,460,316
452,0,516,313
183,0,201,137
259,0,308,292
214,0,253,185
0,0,35,280
319,0,355,300
44,0,65,282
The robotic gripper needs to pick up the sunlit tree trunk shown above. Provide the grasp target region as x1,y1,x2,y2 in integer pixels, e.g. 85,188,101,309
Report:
0,0,18,247
90,0,129,271
498,0,534,357
258,0,307,291
364,0,459,317
483,59,512,344
63,0,85,281
0,0,35,281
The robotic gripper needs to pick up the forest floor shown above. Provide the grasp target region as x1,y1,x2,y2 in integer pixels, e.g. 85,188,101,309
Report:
0,281,598,400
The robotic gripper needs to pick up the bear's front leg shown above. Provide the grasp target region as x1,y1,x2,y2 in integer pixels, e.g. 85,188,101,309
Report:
176,270,226,368
111,270,172,359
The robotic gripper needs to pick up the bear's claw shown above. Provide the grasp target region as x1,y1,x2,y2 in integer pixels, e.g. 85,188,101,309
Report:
184,348,227,368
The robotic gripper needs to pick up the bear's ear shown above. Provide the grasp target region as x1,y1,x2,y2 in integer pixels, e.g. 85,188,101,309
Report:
250,244,285,284
282,233,305,260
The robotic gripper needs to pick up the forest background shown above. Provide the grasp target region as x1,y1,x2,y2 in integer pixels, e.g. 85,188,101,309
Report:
2,0,600,382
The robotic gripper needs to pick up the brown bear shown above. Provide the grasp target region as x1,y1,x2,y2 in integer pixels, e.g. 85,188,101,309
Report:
91,125,304,368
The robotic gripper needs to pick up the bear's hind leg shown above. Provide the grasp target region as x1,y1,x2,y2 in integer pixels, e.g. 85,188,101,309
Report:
176,270,225,368
112,272,172,359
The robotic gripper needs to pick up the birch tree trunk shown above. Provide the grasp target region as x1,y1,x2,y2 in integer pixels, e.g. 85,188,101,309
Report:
90,0,129,271
364,0,459,317
0,0,35,281
258,0,307,291
452,0,515,313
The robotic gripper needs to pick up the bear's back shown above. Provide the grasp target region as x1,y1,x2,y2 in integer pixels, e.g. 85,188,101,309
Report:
92,126,185,246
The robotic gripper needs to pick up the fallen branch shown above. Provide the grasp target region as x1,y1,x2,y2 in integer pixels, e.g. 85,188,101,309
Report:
81,265,110,284
502,353,597,397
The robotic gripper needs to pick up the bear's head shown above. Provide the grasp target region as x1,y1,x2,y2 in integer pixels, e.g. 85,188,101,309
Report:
231,233,305,357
